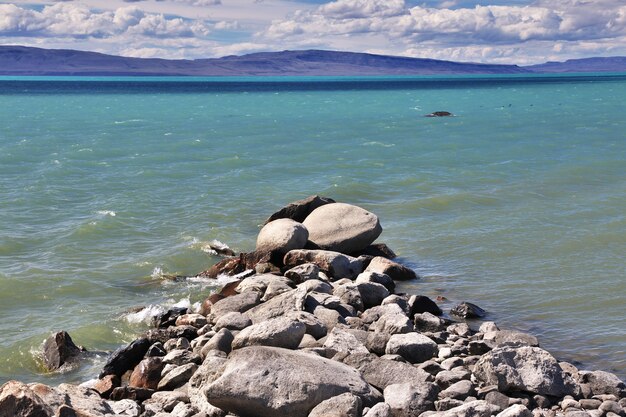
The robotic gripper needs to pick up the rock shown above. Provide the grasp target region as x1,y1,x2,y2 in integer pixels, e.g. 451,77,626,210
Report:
284,249,364,280
579,399,602,409
364,257,417,281
162,349,202,366
468,341,492,355
579,371,625,397
440,357,464,371
308,393,362,417
286,311,328,339
409,295,443,316
381,295,409,313
245,288,307,323
414,312,447,332
383,381,439,417
598,400,622,414
357,243,397,259
99,338,151,378
144,326,198,345
153,307,189,328
142,390,190,414
157,363,198,391
493,330,539,347
302,202,382,254
447,323,471,337
200,251,270,278
484,390,511,410
231,316,306,350
474,345,575,397
200,328,234,357
342,353,432,390
92,374,120,398
256,218,309,254
372,312,413,335
129,357,164,390
209,291,261,323
0,380,55,417
312,306,346,332
109,386,154,402
147,342,167,357
358,282,391,309
42,331,85,371
361,304,405,325
264,195,335,224
334,284,365,312
438,400,501,417
188,355,228,414
214,311,252,331
425,111,453,117
365,402,393,417
436,398,465,411
385,333,438,364
439,380,475,401
204,346,382,417
356,272,395,293
175,313,208,328
285,263,321,283
435,369,471,389
450,302,486,319
107,399,141,416
323,327,369,355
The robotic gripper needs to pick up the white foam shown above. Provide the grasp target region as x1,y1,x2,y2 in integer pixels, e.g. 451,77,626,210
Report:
96,210,116,217
151,267,163,279
125,304,166,325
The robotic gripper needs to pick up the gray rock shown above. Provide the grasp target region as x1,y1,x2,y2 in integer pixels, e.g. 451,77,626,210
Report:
308,393,362,417
385,333,438,363
284,249,364,280
493,330,539,347
439,380,475,401
264,195,335,225
474,345,576,397
157,363,198,391
342,353,432,391
484,390,511,410
361,304,405,325
200,328,234,357
302,202,382,254
107,399,141,416
383,382,439,417
286,310,328,339
414,312,447,333
42,331,85,372
236,274,295,301
364,256,417,281
381,295,409,313
366,332,391,356
408,295,442,316
440,357,464,371
579,370,626,397
450,302,486,319
334,284,365,312
162,349,202,366
213,311,252,331
358,282,391,309
142,390,190,414
204,346,382,417
364,402,393,417
437,400,501,417
245,288,307,324
323,327,369,355
163,337,189,352
188,355,227,414
447,323,471,337
298,279,334,294
497,404,533,417
356,272,395,293
436,398,465,411
175,313,208,328
578,399,602,409
208,292,261,322
231,316,306,350
372,313,413,335
256,218,308,254
435,369,471,389
285,263,321,283
313,306,346,332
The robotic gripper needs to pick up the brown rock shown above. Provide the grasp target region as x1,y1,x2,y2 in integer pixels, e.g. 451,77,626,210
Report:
364,257,418,281
92,375,120,399
42,331,85,371
199,251,270,278
129,357,164,390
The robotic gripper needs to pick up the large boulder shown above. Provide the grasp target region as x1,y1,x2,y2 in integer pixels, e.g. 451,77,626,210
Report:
302,203,382,254
578,370,626,397
308,393,362,417
245,288,307,324
385,333,438,364
473,345,575,397
203,346,382,417
383,381,439,417
256,219,308,255
284,249,363,280
231,317,306,350
364,257,417,281
264,195,335,225
41,331,85,371
342,353,432,391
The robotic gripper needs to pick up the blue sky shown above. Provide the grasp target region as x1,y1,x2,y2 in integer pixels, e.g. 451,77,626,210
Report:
1,0,625,64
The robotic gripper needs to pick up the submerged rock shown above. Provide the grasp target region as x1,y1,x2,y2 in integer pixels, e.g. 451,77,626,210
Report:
42,331,86,372
425,111,453,117
450,301,486,319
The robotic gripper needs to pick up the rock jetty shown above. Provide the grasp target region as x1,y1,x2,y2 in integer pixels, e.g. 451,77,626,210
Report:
1,196,625,417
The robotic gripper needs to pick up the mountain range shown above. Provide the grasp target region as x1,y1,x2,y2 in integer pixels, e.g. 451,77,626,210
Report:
1,45,625,76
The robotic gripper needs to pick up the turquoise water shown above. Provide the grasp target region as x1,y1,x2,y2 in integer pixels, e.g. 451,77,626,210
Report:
0,74,625,385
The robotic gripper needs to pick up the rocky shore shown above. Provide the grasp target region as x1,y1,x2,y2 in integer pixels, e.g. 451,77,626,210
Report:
1,196,624,417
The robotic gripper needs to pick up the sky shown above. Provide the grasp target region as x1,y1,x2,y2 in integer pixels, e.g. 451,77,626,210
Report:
1,0,626,64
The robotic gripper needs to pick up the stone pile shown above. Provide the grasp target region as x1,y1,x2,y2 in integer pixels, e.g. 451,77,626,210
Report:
1,196,624,417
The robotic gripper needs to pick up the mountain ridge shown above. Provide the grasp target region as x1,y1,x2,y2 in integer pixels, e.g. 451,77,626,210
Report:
1,45,625,76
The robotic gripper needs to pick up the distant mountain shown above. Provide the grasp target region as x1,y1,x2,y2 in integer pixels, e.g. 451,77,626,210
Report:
526,56,626,73
0,45,624,76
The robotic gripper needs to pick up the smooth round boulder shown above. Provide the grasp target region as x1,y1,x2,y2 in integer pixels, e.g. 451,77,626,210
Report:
302,203,382,254
256,218,309,255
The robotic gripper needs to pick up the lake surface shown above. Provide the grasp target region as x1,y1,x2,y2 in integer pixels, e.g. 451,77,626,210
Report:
0,74,624,385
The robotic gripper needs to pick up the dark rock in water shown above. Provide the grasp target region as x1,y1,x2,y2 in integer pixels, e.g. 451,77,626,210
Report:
199,251,271,278
425,111,453,117
409,295,442,316
206,240,236,257
42,331,86,371
152,307,188,329
264,195,335,225
450,302,486,318
354,243,397,259
99,338,151,378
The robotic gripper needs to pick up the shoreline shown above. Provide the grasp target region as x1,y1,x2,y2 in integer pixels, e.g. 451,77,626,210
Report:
2,196,624,417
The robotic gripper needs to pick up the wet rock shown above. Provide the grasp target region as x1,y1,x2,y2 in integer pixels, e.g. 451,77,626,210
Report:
264,195,335,225
385,333,438,364
231,316,306,350
129,357,164,390
200,251,270,278
42,331,86,372
285,263,321,283
409,295,443,316
153,307,189,328
256,218,309,255
356,243,397,259
384,381,439,417
146,342,167,357
157,363,198,391
450,302,486,319
302,202,382,254
203,346,382,417
425,111,453,117
284,249,364,280
474,345,576,397
99,338,151,378
308,392,362,417
364,256,417,281
144,326,198,345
